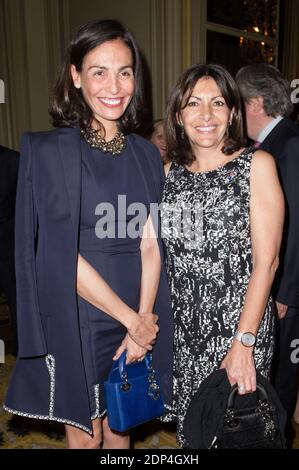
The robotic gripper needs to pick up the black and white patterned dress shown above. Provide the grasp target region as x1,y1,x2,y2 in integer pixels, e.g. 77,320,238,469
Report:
161,148,275,446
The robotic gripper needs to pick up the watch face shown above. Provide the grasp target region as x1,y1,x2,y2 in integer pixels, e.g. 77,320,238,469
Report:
241,332,256,347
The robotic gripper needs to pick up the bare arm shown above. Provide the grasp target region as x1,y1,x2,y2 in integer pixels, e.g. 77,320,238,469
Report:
138,214,161,313
221,150,284,393
77,254,158,351
113,215,162,362
237,150,284,335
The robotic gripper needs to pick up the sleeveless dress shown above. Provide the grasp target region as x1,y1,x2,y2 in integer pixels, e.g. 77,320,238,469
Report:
78,137,150,419
161,148,275,445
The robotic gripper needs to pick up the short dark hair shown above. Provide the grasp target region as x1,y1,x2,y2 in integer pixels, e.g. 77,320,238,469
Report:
150,118,164,135
236,63,293,117
49,19,145,133
166,64,245,165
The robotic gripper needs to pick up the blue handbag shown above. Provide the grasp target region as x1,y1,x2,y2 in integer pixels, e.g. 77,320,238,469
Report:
104,351,165,432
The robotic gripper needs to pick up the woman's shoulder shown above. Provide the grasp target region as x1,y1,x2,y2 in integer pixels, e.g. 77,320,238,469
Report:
129,133,159,154
251,149,276,172
249,149,278,186
164,161,172,177
21,127,80,154
128,133,162,172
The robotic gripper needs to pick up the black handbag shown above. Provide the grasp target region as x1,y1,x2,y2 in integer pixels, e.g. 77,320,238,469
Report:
217,383,286,449
104,351,165,432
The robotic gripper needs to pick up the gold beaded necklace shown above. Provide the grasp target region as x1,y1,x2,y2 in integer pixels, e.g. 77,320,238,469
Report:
81,127,126,155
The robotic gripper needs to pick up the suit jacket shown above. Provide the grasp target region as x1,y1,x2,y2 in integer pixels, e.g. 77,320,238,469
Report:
0,145,19,258
260,117,299,310
4,127,173,433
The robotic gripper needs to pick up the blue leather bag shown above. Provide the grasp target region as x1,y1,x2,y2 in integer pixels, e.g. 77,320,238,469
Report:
104,351,165,432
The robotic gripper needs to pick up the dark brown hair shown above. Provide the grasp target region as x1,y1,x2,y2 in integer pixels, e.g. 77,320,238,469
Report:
49,19,145,134
166,63,245,165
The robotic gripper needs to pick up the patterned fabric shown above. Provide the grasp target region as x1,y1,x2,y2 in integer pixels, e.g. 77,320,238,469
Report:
161,148,275,446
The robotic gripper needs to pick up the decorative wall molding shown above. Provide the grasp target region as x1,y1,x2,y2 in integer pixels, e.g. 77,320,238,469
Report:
191,0,206,65
182,0,192,70
282,0,299,80
44,0,70,97
149,0,182,119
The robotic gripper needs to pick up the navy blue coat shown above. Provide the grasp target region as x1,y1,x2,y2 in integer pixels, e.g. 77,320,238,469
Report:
4,127,173,433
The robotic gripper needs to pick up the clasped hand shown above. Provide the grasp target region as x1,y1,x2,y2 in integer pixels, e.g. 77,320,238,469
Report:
128,312,159,349
113,312,159,364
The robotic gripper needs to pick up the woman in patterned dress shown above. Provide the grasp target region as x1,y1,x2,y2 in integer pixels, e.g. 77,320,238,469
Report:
161,64,284,446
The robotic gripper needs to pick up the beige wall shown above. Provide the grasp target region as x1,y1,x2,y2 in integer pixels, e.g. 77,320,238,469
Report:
69,0,152,55
0,0,183,149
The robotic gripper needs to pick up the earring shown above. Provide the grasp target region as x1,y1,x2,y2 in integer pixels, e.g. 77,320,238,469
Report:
180,126,185,139
226,116,233,137
178,121,185,139
75,84,81,89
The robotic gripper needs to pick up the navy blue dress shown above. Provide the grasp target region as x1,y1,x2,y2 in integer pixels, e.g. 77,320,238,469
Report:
78,138,150,419
4,129,173,434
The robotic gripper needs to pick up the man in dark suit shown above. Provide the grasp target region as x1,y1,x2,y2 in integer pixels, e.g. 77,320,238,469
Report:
0,145,19,355
236,63,299,441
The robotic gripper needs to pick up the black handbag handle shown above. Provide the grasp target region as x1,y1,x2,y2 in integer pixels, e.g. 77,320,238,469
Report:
227,383,268,409
118,350,153,379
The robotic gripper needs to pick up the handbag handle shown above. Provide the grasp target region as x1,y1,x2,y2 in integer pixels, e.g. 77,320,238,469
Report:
227,383,268,409
118,351,153,379
224,382,282,443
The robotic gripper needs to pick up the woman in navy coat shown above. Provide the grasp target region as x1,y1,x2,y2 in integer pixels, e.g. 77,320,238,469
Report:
4,19,173,449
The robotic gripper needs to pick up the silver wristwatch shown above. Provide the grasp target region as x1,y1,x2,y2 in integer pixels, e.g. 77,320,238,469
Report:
234,330,256,347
